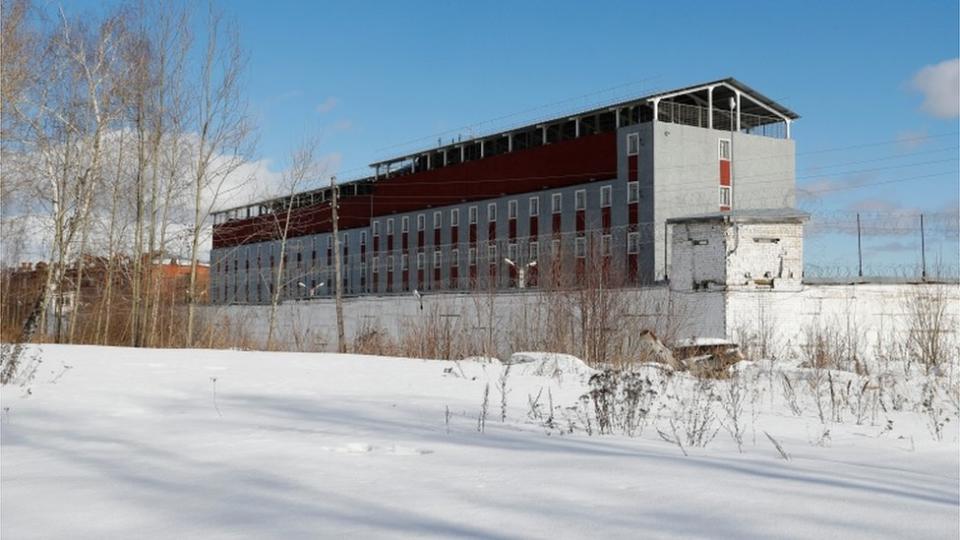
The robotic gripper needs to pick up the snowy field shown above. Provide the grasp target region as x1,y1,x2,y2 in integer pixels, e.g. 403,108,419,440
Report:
2,345,958,539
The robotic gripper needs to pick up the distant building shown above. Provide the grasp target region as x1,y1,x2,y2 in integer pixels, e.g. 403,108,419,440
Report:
210,78,798,304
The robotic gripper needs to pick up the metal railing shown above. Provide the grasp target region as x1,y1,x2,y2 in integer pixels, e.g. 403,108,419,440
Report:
656,101,788,139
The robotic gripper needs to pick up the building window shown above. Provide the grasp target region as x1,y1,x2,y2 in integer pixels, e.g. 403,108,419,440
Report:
600,185,612,208
386,218,394,235
627,133,640,156
488,203,497,222
601,234,612,256
433,249,442,269
372,221,380,236
417,214,425,231
433,211,442,229
451,208,460,227
720,185,731,207
627,232,639,254
628,181,639,204
575,189,586,211
469,247,477,266
529,197,539,217
487,243,497,262
551,238,561,255
372,256,380,272
719,138,731,161
417,252,425,270
450,248,459,267
401,216,409,233
529,241,539,260
469,206,478,224
360,231,367,245
508,200,518,220
552,193,562,213
507,243,518,261
575,237,586,258
402,254,409,271
387,255,395,272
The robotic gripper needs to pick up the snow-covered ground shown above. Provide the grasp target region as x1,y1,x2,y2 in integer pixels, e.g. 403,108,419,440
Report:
2,345,957,539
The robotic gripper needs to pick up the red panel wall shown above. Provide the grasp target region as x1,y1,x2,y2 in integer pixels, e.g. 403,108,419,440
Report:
371,132,616,217
213,131,617,249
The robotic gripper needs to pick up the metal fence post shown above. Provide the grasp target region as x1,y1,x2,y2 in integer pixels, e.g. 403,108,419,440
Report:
920,213,927,279
856,213,863,278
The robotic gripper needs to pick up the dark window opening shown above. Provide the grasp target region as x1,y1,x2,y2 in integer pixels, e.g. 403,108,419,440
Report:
464,142,482,161
598,111,616,133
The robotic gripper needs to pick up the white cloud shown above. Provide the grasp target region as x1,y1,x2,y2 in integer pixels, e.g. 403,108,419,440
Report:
315,97,339,114
895,128,929,151
910,58,960,119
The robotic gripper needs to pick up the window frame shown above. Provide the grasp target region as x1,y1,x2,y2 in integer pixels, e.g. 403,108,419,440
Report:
627,232,640,254
627,133,639,156
451,208,460,227
574,236,586,258
433,211,442,229
417,213,425,231
468,206,478,225
487,203,497,222
719,138,731,161
600,185,612,208
508,200,518,220
720,185,732,207
575,189,587,211
529,197,539,217
552,193,562,214
628,181,639,204
401,216,409,233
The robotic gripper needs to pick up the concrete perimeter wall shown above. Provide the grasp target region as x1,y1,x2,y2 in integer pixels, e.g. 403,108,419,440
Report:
200,282,958,361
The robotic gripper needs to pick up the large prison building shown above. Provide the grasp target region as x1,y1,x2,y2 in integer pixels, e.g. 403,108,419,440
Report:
209,78,798,304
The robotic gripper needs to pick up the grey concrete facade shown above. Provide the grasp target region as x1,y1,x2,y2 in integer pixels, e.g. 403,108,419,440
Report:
211,119,795,304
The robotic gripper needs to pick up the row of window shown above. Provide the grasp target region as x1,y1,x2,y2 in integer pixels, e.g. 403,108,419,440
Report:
366,232,644,272
371,184,641,236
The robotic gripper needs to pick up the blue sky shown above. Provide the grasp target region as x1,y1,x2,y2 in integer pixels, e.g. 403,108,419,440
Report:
63,0,960,271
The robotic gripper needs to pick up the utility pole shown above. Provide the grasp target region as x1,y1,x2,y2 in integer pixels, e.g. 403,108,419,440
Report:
856,213,863,278
920,213,927,280
331,176,346,352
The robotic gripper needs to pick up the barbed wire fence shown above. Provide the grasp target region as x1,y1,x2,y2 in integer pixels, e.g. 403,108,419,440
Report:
803,210,959,280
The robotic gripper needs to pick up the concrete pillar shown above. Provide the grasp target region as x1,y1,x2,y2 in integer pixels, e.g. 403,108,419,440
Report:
737,91,740,133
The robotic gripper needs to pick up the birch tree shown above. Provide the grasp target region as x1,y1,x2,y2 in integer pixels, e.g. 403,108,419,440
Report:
184,3,254,347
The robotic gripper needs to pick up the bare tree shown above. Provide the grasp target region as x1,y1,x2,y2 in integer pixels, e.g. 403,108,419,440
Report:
265,137,324,349
184,3,254,347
